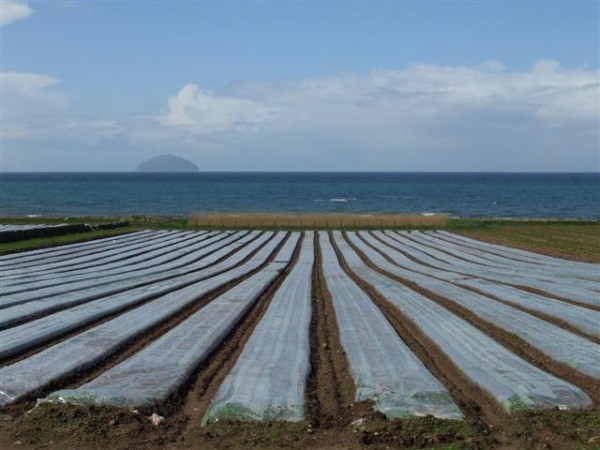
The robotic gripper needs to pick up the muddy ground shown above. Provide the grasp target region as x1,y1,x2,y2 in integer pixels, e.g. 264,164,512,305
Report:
1,403,599,450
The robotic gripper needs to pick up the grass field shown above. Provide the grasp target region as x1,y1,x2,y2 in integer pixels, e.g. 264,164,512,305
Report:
453,221,600,263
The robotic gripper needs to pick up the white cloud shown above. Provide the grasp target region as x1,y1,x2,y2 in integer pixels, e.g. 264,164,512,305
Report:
158,60,599,150
1,71,125,143
2,61,598,171
160,84,281,134
0,1,33,27
1,71,61,97
2,72,64,139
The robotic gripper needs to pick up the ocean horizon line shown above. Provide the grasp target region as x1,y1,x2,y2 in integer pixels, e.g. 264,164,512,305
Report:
2,170,599,175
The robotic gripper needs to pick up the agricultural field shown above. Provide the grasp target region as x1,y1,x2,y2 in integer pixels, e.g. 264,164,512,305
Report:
0,229,598,450
0,224,74,243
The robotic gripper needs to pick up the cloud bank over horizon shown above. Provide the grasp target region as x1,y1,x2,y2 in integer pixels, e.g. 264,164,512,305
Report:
2,60,599,172
0,0,33,27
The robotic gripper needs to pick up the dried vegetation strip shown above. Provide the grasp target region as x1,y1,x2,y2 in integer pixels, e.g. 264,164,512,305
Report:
188,213,449,228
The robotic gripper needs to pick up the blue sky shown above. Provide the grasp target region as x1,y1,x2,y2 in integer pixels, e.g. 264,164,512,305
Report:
1,0,599,171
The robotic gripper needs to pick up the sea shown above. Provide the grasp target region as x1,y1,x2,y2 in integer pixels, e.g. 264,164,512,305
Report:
1,172,598,219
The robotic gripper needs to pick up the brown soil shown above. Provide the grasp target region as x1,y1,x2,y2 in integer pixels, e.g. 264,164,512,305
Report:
305,232,374,428
2,401,600,450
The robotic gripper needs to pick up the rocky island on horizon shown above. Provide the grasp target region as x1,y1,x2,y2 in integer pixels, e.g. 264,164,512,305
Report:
136,154,199,172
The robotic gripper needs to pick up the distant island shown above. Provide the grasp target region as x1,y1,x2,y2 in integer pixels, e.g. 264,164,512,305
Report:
136,154,199,172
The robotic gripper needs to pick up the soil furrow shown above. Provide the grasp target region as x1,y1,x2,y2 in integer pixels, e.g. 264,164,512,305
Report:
346,232,600,406
371,231,600,312
0,231,250,311
331,232,506,430
178,233,302,428
0,232,268,369
360,232,600,343
304,232,361,428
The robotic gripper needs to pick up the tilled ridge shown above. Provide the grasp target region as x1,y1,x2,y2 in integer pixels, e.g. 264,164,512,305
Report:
304,232,364,428
179,233,303,427
0,232,264,367
458,283,600,344
363,232,600,344
0,232,283,408
372,231,600,312
330,232,506,430
508,284,600,312
346,232,600,406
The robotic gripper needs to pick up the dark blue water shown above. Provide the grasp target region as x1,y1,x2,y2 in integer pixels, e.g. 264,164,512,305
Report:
1,172,598,219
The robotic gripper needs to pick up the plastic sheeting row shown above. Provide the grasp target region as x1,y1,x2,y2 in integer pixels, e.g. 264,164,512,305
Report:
348,232,600,378
331,231,591,412
50,233,301,409
379,231,599,307
0,232,288,407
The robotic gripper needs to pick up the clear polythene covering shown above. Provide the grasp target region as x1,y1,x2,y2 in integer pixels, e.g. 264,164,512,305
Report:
332,231,591,412
363,232,600,339
0,231,195,277
347,232,600,379
379,231,598,307
436,231,600,271
318,232,463,420
393,230,600,297
0,230,176,276
0,230,156,266
204,232,313,423
0,231,254,309
0,232,227,299
0,233,286,407
420,232,600,282
48,234,300,409
405,231,600,287
1,231,216,286
0,231,230,295
0,233,266,348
